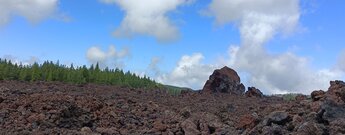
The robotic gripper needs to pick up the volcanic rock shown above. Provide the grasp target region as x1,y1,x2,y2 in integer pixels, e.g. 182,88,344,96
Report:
266,111,291,126
318,101,345,123
236,113,259,129
153,120,167,132
327,80,345,103
310,101,323,112
181,119,200,135
80,127,92,133
311,90,325,101
245,87,263,98
329,118,345,134
296,122,325,135
202,66,245,95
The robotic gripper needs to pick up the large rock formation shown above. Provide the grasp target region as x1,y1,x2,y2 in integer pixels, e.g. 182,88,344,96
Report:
327,80,345,103
202,66,245,95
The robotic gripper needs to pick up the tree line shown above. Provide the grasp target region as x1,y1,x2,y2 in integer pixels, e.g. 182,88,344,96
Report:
0,59,159,89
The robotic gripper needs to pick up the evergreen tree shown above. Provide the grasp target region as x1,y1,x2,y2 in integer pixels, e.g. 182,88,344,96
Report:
0,58,160,89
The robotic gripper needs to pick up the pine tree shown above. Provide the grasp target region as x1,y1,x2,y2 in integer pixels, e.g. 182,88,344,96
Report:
0,58,160,89
31,63,40,82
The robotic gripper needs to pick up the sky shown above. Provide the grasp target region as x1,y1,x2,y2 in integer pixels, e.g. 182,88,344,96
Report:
1,0,345,94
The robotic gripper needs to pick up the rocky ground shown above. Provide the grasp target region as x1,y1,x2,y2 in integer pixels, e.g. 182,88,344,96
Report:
0,67,345,135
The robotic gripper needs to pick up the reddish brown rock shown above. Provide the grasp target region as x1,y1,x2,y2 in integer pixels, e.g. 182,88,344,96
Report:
245,87,263,98
236,113,258,129
327,80,345,103
202,66,245,95
153,120,167,132
180,119,200,135
2,79,345,134
311,90,325,101
330,118,345,135
26,113,45,123
310,101,323,112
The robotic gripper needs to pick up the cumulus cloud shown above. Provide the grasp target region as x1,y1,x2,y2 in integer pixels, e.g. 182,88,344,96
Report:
206,0,341,94
0,0,58,26
157,53,219,89
100,0,193,42
86,45,130,68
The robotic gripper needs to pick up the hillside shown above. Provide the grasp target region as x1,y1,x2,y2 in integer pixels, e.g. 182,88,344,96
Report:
0,65,345,134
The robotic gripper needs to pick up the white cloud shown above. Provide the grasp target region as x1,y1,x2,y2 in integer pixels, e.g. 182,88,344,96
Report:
0,0,58,26
157,53,219,89
207,0,341,94
86,45,130,68
1,55,40,65
100,0,193,42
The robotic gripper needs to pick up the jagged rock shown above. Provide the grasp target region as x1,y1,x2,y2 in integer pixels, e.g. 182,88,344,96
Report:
311,90,326,101
330,118,345,135
296,122,325,135
317,101,345,123
327,80,345,103
179,107,192,119
181,119,200,135
80,127,92,133
261,125,285,135
236,113,259,129
310,101,323,112
197,113,226,134
266,111,291,126
0,97,4,103
245,87,263,98
202,66,245,95
26,113,46,123
153,120,167,132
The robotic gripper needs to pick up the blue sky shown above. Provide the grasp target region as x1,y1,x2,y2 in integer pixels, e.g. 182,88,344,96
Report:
0,0,345,94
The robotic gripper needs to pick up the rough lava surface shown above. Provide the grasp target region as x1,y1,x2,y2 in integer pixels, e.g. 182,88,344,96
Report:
0,67,345,134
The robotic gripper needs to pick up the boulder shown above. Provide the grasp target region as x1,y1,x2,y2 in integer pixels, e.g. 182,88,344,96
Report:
245,87,263,98
153,120,167,132
236,113,259,129
327,80,345,103
317,101,345,123
266,111,291,126
202,66,245,95
296,122,325,135
311,90,325,101
181,119,200,135
80,127,92,133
